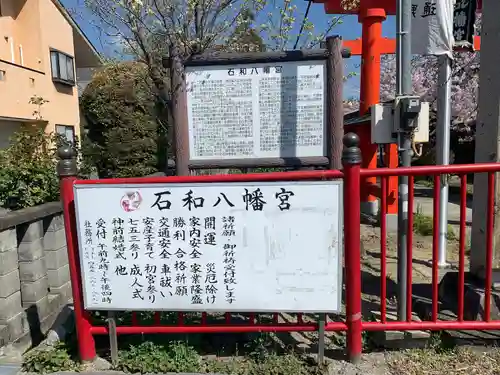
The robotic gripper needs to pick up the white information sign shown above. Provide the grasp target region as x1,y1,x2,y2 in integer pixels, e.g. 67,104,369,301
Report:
74,181,342,312
185,61,327,161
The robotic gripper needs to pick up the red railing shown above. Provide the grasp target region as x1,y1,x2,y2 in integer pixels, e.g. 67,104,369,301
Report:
361,164,498,332
57,134,500,364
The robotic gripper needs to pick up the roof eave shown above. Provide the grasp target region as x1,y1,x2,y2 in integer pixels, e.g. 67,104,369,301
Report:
51,0,104,65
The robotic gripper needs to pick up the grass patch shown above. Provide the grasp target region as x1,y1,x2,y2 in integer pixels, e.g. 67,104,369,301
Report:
414,178,434,188
116,340,321,375
23,343,81,374
388,346,500,375
203,354,320,375
388,332,499,375
116,341,201,373
413,204,456,239
23,337,322,375
23,332,500,375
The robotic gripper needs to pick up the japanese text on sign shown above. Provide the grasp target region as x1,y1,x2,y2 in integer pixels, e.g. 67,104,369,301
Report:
411,1,437,18
410,0,454,56
185,61,326,161
74,181,343,312
453,0,476,47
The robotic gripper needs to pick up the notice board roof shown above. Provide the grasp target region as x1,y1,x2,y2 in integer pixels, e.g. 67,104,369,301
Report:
163,48,351,68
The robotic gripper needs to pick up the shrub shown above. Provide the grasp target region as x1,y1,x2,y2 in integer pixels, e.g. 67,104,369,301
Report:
0,127,60,210
80,62,163,178
23,344,80,374
115,341,200,373
413,204,456,239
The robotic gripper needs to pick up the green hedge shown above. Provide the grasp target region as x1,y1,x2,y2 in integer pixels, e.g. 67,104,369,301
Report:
80,62,163,178
0,127,59,210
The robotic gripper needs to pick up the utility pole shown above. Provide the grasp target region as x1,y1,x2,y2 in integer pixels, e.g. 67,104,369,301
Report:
326,35,344,171
395,0,414,321
436,54,452,268
470,0,500,278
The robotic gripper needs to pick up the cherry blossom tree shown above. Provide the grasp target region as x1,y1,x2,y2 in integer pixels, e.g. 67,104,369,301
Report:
378,50,479,163
346,14,481,118
82,0,344,62
380,53,477,161
379,51,479,128
82,0,344,125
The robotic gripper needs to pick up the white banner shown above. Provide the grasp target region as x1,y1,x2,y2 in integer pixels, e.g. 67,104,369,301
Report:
411,0,455,57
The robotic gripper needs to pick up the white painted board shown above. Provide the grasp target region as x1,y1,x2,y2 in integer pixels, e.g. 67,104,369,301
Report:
185,61,327,161
74,181,343,312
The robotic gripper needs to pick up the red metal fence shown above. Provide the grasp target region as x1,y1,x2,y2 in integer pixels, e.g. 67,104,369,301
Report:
58,133,500,364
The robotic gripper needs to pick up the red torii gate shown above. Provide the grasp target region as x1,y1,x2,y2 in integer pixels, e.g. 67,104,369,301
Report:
313,0,482,217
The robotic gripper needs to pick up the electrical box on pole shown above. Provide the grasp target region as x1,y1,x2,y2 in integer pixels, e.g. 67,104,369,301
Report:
370,101,430,144
395,96,421,131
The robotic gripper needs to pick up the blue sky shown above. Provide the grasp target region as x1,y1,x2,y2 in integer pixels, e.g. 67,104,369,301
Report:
63,0,397,98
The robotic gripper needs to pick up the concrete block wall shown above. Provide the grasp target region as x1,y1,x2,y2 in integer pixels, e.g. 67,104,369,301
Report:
0,202,71,347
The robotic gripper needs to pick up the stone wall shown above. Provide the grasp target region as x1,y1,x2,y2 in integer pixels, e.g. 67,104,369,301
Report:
0,202,71,347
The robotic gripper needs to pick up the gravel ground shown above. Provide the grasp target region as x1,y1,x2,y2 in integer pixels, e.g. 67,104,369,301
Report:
326,347,500,375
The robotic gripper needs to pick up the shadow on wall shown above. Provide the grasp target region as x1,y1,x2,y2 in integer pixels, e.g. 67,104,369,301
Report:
0,121,23,150
55,83,75,96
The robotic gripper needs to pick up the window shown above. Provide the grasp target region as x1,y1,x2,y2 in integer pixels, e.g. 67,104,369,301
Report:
50,49,75,85
56,125,75,146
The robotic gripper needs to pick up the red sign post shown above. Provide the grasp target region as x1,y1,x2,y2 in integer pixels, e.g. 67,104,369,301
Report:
313,0,400,217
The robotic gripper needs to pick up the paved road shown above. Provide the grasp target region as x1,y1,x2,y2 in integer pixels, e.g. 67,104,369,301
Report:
413,185,473,224
0,364,20,375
